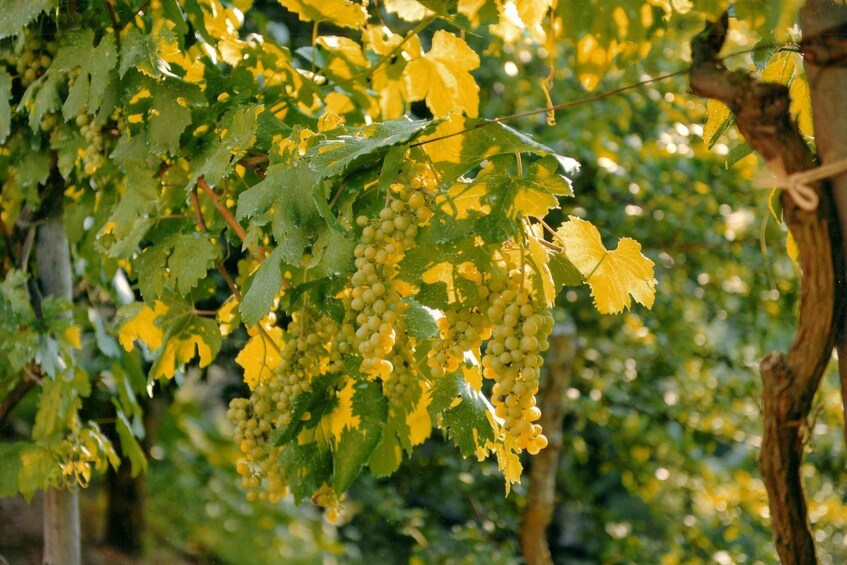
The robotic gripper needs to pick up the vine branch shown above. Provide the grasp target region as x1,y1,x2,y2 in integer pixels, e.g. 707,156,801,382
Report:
196,177,250,246
690,12,844,565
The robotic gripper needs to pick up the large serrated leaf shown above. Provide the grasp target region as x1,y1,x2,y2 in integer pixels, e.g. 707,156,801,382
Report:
428,371,494,456
331,381,387,493
240,246,286,326
270,374,337,446
279,442,332,504
0,0,52,39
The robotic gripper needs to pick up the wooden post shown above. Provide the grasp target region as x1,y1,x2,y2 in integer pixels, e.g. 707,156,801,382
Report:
520,322,576,565
36,215,81,565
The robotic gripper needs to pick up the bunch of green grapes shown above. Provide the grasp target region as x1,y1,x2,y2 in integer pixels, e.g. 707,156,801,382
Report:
482,271,553,454
227,314,341,502
347,161,435,379
74,111,105,176
6,34,56,87
427,288,493,379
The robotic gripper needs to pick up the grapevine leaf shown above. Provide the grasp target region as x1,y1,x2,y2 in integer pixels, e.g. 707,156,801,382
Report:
118,301,168,352
473,155,573,219
404,31,480,118
548,252,583,290
704,99,733,149
189,105,262,188
314,229,356,277
148,298,222,379
120,22,175,78
0,0,52,39
160,0,189,39
134,245,171,301
271,374,337,446
0,442,26,496
428,371,494,456
238,160,325,246
279,442,332,504
556,216,656,314
114,406,148,476
51,30,117,120
235,323,283,390
104,163,159,258
169,233,218,295
279,0,368,29
0,69,10,143
402,298,439,340
368,409,410,477
19,71,63,131
377,145,408,192
240,246,286,326
331,381,387,493
421,114,580,182
308,118,431,179
148,83,198,153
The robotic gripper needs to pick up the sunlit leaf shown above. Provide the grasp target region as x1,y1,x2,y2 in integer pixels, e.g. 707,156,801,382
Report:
556,216,656,314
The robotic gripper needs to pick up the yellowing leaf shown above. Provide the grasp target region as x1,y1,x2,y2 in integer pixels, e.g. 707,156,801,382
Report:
153,331,215,379
437,181,490,219
789,72,814,138
556,216,656,314
786,231,799,261
406,393,432,446
235,322,284,389
703,99,731,147
119,301,168,352
63,325,82,349
327,379,360,442
279,0,367,29
490,0,552,44
383,0,434,21
404,30,480,117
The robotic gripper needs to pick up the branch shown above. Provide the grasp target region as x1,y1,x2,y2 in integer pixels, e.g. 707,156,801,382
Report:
690,13,842,565
105,0,122,48
196,177,250,246
0,376,36,427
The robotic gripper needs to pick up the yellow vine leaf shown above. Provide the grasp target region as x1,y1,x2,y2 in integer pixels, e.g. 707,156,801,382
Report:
154,332,215,379
490,0,552,44
407,393,432,446
235,322,284,390
383,0,434,22
404,30,480,118
556,216,656,314
63,325,82,349
278,0,367,29
786,231,799,261
703,99,731,146
119,301,168,352
327,379,360,442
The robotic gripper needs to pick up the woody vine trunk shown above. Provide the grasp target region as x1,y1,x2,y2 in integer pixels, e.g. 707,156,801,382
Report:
690,5,847,564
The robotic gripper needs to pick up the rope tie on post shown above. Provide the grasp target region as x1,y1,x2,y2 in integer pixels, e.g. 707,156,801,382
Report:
754,158,847,211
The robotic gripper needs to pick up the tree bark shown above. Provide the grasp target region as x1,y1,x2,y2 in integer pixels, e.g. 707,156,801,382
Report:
799,0,847,450
35,218,81,565
520,323,576,565
690,11,846,565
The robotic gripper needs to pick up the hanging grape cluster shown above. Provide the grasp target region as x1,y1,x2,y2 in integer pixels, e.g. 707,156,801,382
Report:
226,157,558,508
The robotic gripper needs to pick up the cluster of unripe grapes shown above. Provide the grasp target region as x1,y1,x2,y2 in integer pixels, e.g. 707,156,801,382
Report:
227,159,556,505
227,314,341,502
1,34,56,87
482,271,552,454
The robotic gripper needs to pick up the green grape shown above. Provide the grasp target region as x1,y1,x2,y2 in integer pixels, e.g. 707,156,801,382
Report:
227,313,342,503
482,270,553,453
346,161,435,379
